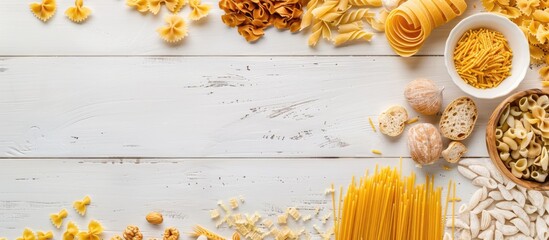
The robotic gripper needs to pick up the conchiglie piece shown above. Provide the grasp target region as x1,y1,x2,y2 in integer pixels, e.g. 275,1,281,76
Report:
65,0,91,23
30,0,56,22
157,14,188,43
189,0,212,21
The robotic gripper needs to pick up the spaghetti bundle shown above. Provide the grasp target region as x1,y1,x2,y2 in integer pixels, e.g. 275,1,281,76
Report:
333,166,445,240
385,0,467,56
453,28,512,89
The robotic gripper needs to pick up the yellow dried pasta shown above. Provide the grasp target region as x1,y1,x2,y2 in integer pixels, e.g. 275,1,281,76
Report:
453,28,512,89
189,0,211,20
50,208,68,228
65,0,91,23
17,228,36,240
29,0,56,22
385,0,467,56
157,14,188,43
63,222,79,240
126,0,149,12
76,220,103,240
73,195,91,215
149,0,183,14
37,231,53,240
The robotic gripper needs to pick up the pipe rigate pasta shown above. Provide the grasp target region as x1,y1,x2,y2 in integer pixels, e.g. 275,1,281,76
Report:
65,0,91,23
29,0,56,22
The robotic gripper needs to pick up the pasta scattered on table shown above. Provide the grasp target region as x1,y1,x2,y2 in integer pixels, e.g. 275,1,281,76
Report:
63,222,79,240
189,0,211,20
37,231,53,240
50,208,68,228
65,0,92,23
73,195,91,215
17,228,36,240
126,0,149,12
157,14,188,43
77,220,103,240
29,0,56,22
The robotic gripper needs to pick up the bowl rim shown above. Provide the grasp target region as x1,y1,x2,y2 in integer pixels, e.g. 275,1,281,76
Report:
444,13,530,99
486,89,549,190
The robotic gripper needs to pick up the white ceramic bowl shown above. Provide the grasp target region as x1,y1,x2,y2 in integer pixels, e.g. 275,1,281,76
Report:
444,13,530,99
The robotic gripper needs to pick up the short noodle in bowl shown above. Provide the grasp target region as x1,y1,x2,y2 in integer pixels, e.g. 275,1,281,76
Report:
487,89,549,190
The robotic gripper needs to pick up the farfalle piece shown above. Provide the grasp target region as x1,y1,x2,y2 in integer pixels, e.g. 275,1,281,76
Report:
149,0,182,14
50,208,68,228
65,0,92,23
37,231,53,240
29,0,56,22
173,0,186,13
77,220,104,240
126,0,149,12
517,0,540,15
157,14,188,43
63,222,79,240
17,228,36,240
189,0,212,20
73,195,91,215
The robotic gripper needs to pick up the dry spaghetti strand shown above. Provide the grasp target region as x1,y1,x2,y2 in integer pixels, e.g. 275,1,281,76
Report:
453,28,512,89
333,166,444,240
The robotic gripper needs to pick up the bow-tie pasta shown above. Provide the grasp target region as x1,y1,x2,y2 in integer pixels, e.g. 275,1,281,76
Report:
65,0,92,23
50,208,68,228
29,0,56,22
63,222,79,240
189,0,212,20
73,195,91,215
77,220,103,240
157,14,188,43
37,231,53,240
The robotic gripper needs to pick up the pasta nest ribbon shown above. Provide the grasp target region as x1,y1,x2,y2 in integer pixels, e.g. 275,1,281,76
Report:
29,0,56,22
50,208,68,228
189,0,212,20
65,0,92,23
76,220,103,240
17,228,36,240
157,14,188,43
63,222,79,240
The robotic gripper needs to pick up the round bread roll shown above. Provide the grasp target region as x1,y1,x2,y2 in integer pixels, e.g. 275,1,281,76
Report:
407,123,443,165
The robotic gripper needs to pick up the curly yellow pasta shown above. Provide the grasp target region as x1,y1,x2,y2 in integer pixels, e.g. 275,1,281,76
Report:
301,0,321,29
349,0,382,7
189,0,211,21
333,21,373,45
65,0,91,23
29,0,56,22
336,8,373,25
157,14,188,43
63,222,79,240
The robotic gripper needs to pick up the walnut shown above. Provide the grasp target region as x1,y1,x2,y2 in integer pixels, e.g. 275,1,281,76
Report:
110,236,123,240
123,226,143,240
163,227,179,240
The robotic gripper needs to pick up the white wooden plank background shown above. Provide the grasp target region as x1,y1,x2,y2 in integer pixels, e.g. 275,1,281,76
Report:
0,158,477,238
0,0,543,238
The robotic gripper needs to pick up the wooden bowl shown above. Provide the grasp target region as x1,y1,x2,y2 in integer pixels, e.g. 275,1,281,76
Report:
486,89,549,190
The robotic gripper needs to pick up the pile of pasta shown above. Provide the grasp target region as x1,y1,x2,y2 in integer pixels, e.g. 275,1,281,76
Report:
126,0,212,43
218,0,304,42
300,0,389,46
481,0,549,84
333,165,446,240
453,28,513,89
384,0,467,56
496,93,549,183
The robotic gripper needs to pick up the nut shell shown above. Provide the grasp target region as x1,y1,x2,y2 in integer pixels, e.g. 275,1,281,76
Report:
163,227,180,240
404,79,443,116
146,212,163,225
123,226,143,240
407,123,443,165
